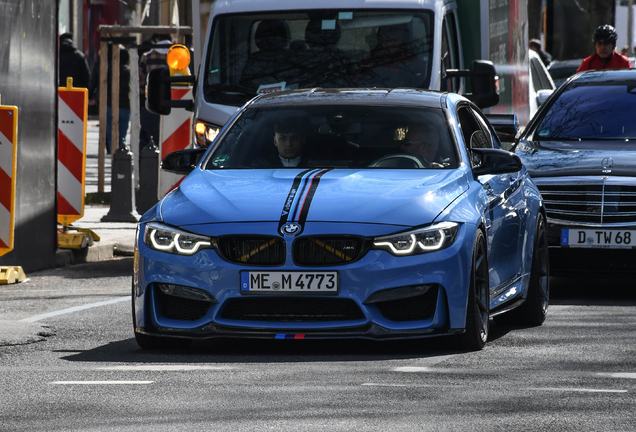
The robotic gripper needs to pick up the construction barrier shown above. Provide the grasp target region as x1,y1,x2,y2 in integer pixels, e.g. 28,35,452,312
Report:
57,79,98,249
0,99,18,257
158,86,193,196
57,78,88,226
0,97,25,284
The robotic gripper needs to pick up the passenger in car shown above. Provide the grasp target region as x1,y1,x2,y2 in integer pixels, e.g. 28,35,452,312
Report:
359,22,427,87
240,20,292,91
401,123,447,168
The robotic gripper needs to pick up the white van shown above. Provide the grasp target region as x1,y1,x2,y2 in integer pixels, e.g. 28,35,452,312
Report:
148,0,499,147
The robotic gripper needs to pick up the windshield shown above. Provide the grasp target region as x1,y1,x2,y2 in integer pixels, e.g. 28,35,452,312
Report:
535,80,636,140
203,10,434,106
204,105,457,170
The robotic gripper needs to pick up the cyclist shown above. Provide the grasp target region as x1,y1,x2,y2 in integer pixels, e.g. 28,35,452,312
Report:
577,25,633,72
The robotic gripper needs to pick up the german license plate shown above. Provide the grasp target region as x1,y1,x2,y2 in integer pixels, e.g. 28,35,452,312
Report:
240,271,338,294
561,229,636,249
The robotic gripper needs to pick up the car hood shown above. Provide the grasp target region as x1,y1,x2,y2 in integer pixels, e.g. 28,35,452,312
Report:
515,140,636,177
158,168,469,228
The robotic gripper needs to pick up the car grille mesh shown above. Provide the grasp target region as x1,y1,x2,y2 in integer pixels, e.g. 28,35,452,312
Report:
218,237,285,265
375,288,439,322
538,184,636,225
156,289,211,321
293,237,366,265
220,298,365,322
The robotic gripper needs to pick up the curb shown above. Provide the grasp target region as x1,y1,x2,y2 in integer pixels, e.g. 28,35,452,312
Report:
55,242,134,267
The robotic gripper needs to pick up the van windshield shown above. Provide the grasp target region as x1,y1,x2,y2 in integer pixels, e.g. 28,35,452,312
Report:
203,10,434,106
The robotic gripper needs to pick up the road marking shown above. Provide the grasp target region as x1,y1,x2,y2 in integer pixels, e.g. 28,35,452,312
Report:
597,372,636,379
96,365,233,371
362,383,440,388
525,387,627,393
20,296,130,322
51,381,153,385
392,366,460,373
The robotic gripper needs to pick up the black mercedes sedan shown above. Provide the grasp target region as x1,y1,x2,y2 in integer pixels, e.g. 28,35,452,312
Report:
515,69,636,274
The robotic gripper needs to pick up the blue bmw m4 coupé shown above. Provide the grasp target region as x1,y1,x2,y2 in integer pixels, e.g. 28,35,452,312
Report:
133,89,549,351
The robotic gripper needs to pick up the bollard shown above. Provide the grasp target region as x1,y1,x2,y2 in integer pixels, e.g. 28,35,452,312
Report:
101,147,139,222
137,139,160,215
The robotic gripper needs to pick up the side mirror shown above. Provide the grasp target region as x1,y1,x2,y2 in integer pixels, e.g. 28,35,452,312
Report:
146,67,172,115
536,89,553,107
485,113,519,142
146,66,196,115
471,148,522,177
447,60,500,109
161,148,207,175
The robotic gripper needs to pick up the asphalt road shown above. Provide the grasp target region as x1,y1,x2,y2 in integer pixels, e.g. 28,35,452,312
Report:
0,258,635,431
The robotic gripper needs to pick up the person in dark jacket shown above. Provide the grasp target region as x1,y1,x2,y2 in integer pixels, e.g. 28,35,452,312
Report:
88,45,131,153
58,33,90,88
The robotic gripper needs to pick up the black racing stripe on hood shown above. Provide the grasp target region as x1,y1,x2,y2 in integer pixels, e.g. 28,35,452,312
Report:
278,169,316,235
296,169,331,227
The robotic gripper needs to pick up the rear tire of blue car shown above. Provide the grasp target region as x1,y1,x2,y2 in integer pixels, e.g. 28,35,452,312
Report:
457,229,489,351
495,213,550,327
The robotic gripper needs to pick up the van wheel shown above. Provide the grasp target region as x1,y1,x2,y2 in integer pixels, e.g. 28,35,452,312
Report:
457,229,489,351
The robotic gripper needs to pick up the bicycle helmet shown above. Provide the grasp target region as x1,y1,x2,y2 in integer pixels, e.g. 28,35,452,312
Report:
593,25,618,44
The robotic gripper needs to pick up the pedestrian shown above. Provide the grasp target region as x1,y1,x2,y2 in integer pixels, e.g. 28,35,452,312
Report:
58,32,90,88
621,45,629,56
139,33,173,151
88,45,131,154
529,38,552,67
577,25,633,72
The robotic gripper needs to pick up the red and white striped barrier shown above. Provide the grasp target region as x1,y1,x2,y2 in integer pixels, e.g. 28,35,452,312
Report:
0,102,18,256
57,79,88,226
159,87,193,196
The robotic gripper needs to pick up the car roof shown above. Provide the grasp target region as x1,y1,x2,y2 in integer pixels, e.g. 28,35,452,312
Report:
249,88,448,109
547,59,583,71
568,68,636,84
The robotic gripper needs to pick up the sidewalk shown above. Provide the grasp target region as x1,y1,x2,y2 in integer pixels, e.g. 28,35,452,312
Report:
55,119,138,267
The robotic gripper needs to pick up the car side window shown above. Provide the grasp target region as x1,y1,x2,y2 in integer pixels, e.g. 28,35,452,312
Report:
531,57,553,90
457,106,492,149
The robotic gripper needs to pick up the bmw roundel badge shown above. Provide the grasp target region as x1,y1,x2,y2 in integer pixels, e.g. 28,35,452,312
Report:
281,223,301,235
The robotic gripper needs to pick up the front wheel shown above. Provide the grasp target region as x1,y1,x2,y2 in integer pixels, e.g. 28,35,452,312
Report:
457,229,490,351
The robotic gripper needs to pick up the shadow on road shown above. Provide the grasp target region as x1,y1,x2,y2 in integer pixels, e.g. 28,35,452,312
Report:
550,275,636,306
59,332,484,364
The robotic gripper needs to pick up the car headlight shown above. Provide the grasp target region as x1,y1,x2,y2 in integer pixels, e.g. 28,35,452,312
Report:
194,120,221,147
144,222,216,255
373,222,459,256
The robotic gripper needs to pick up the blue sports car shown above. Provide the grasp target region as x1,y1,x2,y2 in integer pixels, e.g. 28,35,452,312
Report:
133,89,549,351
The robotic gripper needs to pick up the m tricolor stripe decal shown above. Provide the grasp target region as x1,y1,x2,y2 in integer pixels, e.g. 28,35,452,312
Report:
278,169,332,235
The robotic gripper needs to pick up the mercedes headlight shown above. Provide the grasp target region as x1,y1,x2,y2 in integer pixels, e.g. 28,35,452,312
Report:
195,120,222,147
373,222,459,256
144,222,216,255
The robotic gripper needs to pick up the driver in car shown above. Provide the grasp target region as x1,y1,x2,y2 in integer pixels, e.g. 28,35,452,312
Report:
254,117,311,168
401,123,446,168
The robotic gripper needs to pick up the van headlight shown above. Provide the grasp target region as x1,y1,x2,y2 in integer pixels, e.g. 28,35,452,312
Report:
373,222,459,256
195,120,221,147
144,222,216,255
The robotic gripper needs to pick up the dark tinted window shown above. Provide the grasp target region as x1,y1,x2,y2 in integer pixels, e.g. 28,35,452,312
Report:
205,105,458,169
535,80,636,140
204,11,434,106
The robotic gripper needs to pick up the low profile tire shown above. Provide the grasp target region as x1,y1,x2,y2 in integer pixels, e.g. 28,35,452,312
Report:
495,213,550,327
457,229,490,351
